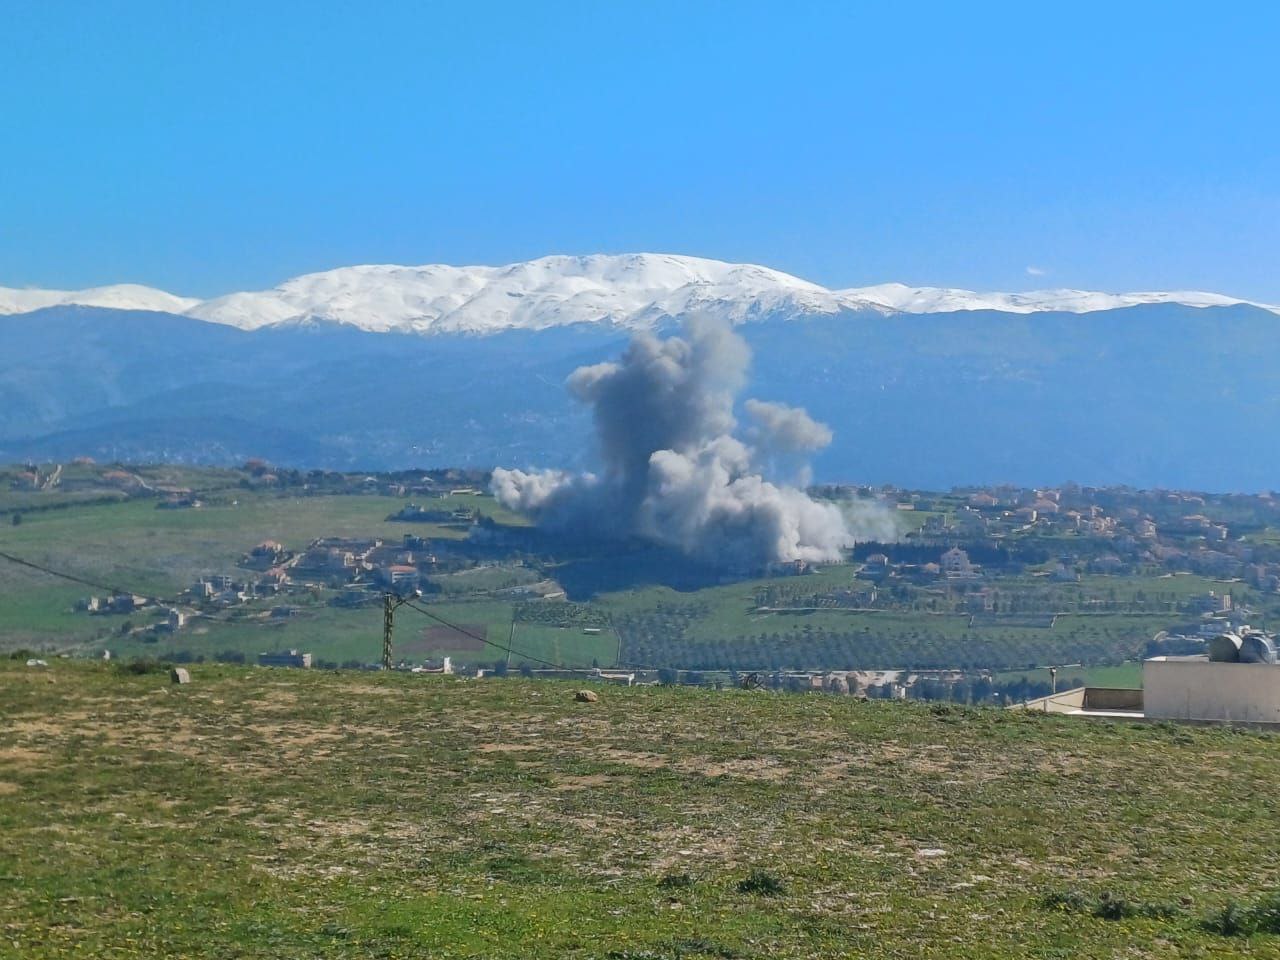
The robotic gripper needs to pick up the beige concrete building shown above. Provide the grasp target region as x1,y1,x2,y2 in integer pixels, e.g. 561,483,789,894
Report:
1144,656,1280,724
1019,655,1280,727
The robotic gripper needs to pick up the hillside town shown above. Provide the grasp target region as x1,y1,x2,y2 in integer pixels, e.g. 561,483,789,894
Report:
15,462,1275,704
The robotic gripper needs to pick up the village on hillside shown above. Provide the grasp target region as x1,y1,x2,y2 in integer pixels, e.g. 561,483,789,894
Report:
8,460,1279,703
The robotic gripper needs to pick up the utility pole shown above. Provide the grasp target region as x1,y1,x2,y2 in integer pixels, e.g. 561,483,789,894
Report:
381,589,423,671
382,593,396,670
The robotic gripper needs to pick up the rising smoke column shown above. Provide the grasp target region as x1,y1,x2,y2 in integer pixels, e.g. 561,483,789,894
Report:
491,317,867,567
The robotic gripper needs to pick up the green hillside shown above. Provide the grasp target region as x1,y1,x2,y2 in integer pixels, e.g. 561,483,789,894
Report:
3,661,1280,958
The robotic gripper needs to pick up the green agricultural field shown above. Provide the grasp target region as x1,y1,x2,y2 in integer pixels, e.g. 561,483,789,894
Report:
598,572,1185,672
0,488,522,654
4,661,1280,958
2,470,1272,676
993,661,1145,689
506,621,620,669
94,598,618,670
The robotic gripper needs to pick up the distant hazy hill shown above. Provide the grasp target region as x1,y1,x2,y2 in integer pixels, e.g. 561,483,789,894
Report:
1,297,1277,490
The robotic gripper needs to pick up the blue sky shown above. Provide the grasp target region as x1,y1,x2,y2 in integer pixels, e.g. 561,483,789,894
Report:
2,1,1277,299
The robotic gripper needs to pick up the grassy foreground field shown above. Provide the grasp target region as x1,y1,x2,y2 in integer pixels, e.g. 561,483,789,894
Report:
4,662,1280,958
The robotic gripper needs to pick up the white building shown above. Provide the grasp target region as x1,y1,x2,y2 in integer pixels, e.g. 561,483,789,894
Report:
940,547,975,578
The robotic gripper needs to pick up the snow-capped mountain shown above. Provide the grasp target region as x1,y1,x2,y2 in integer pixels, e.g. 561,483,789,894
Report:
839,282,1268,315
0,283,200,317
3,265,1280,490
185,255,848,333
2,253,1275,332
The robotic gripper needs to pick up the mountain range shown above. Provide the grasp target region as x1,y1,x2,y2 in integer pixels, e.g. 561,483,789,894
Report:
4,253,1275,334
1,253,1277,491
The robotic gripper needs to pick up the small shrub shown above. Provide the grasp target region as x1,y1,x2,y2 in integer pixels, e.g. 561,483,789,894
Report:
1040,889,1180,922
1204,894,1280,936
1092,892,1134,920
1133,901,1181,921
1040,890,1089,913
1205,901,1247,937
656,872,695,890
736,869,786,896
7,648,37,661
483,853,542,882
1249,895,1280,934
114,657,173,676
318,922,351,940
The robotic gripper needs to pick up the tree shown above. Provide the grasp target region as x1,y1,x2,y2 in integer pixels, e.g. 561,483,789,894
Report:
10,513,20,526
971,676,994,703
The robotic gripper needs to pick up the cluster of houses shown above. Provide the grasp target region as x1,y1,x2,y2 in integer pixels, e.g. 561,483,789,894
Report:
70,527,489,639
188,564,290,605
856,547,981,584
76,593,193,638
892,484,1280,594
290,535,440,591
919,496,1148,540
771,668,955,698
79,593,154,616
889,484,1255,548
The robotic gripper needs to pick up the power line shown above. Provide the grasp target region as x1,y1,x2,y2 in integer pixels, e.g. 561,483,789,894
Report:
400,598,682,675
401,599,569,670
0,547,258,623
0,547,134,596
0,545,674,674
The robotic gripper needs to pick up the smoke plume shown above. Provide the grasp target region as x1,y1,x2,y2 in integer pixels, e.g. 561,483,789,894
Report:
492,318,880,568
743,399,833,453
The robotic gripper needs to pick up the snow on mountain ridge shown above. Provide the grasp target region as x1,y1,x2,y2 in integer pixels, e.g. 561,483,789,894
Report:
0,283,200,317
842,281,1264,315
5,255,1276,331
187,254,849,333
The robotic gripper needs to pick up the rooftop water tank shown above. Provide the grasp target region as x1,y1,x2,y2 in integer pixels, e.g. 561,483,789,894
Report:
1207,632,1242,663
1239,632,1278,664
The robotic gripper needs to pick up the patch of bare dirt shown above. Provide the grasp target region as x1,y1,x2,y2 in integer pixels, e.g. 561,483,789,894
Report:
553,774,612,790
0,746,46,766
600,749,666,769
677,756,791,781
